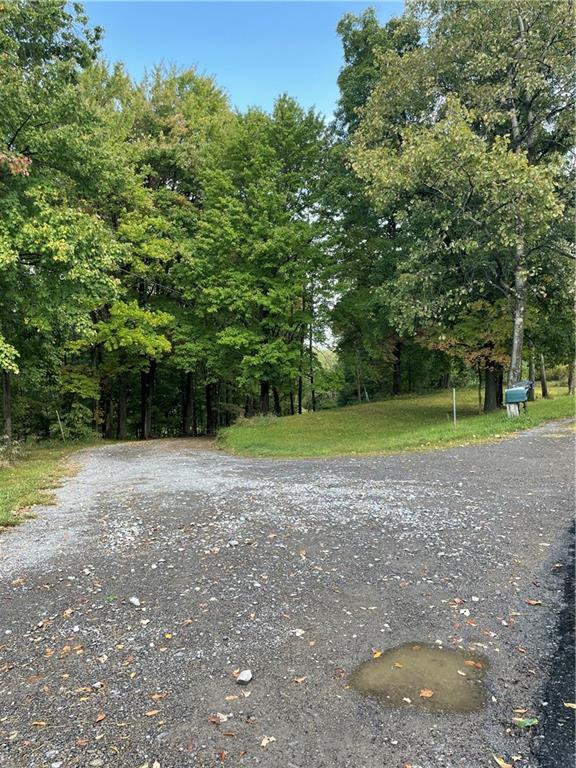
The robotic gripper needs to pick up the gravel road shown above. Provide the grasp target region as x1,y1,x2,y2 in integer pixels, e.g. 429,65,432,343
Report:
0,422,574,768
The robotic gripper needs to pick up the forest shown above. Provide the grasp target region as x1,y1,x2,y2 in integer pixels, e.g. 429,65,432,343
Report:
0,0,574,443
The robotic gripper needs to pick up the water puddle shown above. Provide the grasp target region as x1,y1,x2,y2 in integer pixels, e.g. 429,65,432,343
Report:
350,642,488,713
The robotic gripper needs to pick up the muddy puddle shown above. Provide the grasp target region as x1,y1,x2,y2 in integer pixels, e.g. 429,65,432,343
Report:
350,642,488,713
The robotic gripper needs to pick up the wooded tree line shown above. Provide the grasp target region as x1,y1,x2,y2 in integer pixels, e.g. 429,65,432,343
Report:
1,0,574,443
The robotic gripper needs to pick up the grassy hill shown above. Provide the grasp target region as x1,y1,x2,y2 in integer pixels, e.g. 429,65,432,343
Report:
219,385,574,458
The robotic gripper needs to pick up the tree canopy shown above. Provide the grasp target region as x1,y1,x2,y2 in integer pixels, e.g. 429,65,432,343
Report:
1,0,573,443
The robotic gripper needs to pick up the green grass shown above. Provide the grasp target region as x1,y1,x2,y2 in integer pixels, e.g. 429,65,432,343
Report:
0,442,92,528
219,385,575,458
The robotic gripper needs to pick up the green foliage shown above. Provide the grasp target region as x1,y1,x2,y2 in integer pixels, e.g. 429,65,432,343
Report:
0,0,572,444
49,402,97,441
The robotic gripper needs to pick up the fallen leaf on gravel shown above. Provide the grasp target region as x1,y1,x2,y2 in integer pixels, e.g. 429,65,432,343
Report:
563,702,576,709
32,721,47,727
464,660,483,669
94,712,106,723
292,628,305,637
209,712,229,725
292,676,307,684
512,717,538,728
393,662,404,669
525,599,542,606
372,650,383,658
224,695,239,702
145,710,160,717
261,735,276,747
150,692,168,701
62,608,73,619
512,708,527,714
223,731,236,737
152,762,160,768
493,757,512,768
419,689,434,698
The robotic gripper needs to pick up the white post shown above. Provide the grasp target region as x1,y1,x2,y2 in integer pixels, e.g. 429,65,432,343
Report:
452,387,457,427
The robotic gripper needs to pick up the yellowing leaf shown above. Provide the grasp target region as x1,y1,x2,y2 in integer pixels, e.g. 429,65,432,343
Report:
493,756,512,768
373,650,383,658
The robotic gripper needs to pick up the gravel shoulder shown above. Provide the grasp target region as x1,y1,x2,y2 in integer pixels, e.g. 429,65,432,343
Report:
0,423,574,768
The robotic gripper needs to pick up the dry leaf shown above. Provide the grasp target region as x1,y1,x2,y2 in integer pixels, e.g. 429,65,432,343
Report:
145,710,160,717
209,712,228,725
563,702,576,710
419,688,434,698
95,712,106,723
464,660,483,669
292,676,307,684
32,721,47,727
526,599,542,606
152,762,161,768
493,757,512,768
393,662,404,669
150,692,168,701
261,735,276,748
224,695,239,702
372,650,383,658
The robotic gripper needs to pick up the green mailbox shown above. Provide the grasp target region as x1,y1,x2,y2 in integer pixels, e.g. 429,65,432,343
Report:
504,380,533,416
504,387,528,404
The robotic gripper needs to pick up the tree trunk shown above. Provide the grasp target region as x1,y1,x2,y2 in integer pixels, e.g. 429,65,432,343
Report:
309,323,316,412
117,377,127,440
527,343,535,400
102,390,113,438
259,380,270,415
496,366,504,408
297,376,303,414
392,340,402,395
568,357,575,396
289,387,295,416
140,360,155,440
272,386,281,416
484,364,502,413
205,383,216,435
2,371,12,445
508,230,527,385
183,372,197,436
477,365,483,414
356,365,362,404
539,353,549,398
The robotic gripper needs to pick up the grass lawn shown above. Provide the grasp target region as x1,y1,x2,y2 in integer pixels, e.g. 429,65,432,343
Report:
219,385,575,458
0,442,91,528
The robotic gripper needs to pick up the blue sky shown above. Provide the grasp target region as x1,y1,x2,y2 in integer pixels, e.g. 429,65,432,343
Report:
84,1,404,118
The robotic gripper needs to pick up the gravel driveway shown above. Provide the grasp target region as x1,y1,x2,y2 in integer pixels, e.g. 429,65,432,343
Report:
0,422,574,768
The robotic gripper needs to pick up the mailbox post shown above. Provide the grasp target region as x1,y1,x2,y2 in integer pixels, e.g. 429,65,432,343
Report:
504,380,534,417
